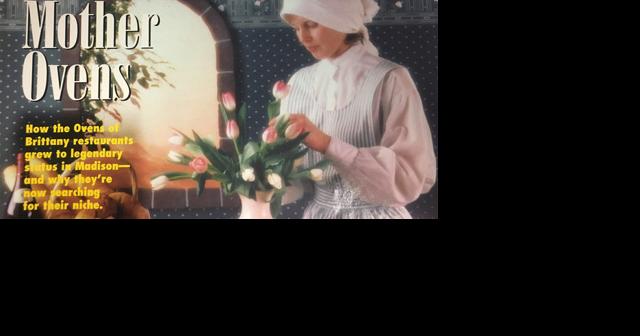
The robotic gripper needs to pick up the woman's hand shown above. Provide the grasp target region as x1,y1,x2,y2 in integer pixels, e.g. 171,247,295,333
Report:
270,114,331,153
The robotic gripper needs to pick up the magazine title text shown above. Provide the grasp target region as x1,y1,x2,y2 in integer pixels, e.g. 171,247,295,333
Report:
21,1,160,103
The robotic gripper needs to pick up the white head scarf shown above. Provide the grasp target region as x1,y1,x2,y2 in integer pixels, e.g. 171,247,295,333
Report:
280,0,380,56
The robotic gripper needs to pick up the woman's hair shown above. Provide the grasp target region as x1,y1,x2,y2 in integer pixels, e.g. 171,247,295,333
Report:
345,32,365,45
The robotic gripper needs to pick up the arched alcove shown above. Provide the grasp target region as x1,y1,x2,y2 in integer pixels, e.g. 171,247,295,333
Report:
61,0,237,209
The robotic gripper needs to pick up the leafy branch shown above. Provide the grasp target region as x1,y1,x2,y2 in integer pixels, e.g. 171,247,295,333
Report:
80,0,174,124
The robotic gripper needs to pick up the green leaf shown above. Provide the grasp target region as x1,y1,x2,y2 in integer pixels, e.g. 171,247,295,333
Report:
223,181,233,195
313,159,331,170
196,173,207,197
291,147,309,161
219,103,230,124
185,143,203,156
267,101,280,121
264,145,307,166
264,156,284,167
235,181,252,199
266,164,282,176
210,172,232,183
263,132,310,162
219,150,236,170
242,141,260,163
255,177,267,191
275,115,289,136
203,137,216,148
288,159,332,180
153,172,193,181
287,170,310,180
237,104,248,148
270,191,285,218
282,159,294,178
193,130,231,173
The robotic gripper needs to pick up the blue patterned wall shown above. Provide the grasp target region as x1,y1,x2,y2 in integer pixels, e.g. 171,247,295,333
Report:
0,1,438,219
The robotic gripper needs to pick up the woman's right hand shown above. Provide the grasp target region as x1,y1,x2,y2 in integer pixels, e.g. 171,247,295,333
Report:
269,114,331,154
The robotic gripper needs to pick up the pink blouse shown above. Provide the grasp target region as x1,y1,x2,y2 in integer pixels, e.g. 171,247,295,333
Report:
282,44,437,207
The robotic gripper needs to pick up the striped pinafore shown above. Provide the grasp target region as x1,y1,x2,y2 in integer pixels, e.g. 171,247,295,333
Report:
285,59,412,219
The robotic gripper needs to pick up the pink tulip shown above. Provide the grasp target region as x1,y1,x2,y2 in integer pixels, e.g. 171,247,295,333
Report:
261,126,278,144
221,92,236,112
226,120,240,140
272,80,290,100
285,123,303,139
189,156,209,174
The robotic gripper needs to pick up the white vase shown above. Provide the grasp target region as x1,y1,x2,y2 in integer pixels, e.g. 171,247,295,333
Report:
238,191,274,219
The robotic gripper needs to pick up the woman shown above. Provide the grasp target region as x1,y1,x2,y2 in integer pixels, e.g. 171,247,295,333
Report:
279,0,437,219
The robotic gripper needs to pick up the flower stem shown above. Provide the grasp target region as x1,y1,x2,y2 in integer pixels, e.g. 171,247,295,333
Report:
233,140,241,159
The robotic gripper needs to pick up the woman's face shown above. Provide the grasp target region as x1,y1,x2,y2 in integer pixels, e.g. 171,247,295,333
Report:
287,15,350,60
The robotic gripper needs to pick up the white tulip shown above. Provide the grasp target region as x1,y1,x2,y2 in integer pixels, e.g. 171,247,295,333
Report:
168,150,184,163
267,173,283,190
168,133,184,145
241,168,256,182
310,169,323,182
151,176,169,191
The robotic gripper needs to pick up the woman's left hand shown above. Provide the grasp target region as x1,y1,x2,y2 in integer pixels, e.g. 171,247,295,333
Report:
270,114,331,153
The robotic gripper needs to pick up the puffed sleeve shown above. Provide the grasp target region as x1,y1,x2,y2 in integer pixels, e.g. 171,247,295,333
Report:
323,67,437,207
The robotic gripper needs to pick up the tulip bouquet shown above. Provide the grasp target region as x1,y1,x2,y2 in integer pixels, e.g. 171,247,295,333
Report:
151,81,328,218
